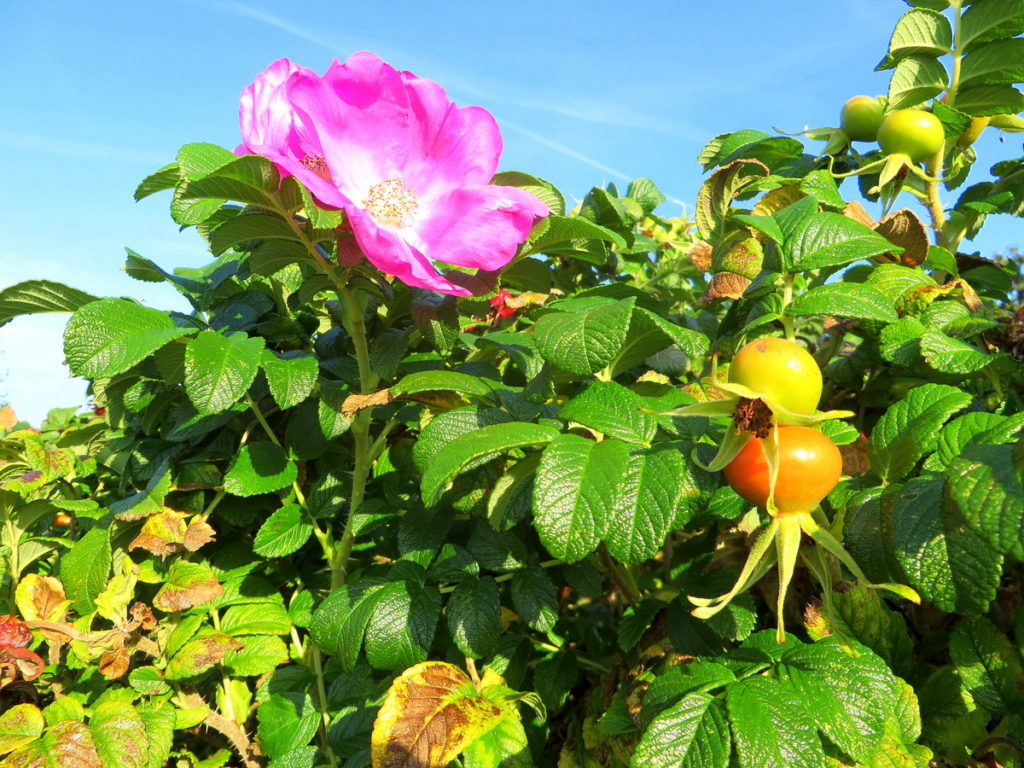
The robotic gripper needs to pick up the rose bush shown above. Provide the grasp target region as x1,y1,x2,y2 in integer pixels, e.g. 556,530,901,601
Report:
0,3,1023,767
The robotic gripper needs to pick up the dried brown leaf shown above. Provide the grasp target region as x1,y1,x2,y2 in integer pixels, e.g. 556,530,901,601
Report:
342,389,395,417
702,272,750,303
874,208,928,267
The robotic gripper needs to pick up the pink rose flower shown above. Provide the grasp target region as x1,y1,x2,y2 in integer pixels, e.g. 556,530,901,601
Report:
238,53,548,296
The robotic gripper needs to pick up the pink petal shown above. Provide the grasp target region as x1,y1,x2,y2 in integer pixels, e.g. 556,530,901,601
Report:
412,185,548,270
346,208,473,296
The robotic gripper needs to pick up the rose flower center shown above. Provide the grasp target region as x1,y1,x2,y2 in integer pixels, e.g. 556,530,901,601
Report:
363,179,419,228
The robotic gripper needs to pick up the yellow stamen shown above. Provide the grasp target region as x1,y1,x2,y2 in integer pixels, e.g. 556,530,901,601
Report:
363,179,419,228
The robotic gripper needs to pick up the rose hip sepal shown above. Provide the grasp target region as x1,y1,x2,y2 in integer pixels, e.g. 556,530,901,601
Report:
237,54,549,296
0,616,43,685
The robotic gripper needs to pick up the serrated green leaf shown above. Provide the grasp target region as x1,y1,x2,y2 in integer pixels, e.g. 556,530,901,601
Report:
633,693,729,768
64,299,192,379
950,616,1024,716
209,213,300,256
960,0,1024,51
883,8,953,68
533,434,628,563
421,422,559,506
534,298,635,376
787,283,899,322
521,214,626,259
0,280,100,327
257,694,320,760
888,54,949,109
184,331,264,414
60,527,111,614
221,602,292,636
309,577,388,670
510,566,558,633
605,447,683,564
782,212,897,271
919,328,993,374
391,370,505,399
447,577,501,659
253,504,313,558
224,634,289,677
134,163,179,201
559,381,656,444
961,39,1024,87
956,84,1024,116
696,159,770,241
889,476,1002,614
493,170,566,217
726,675,827,768
364,581,440,671
176,143,237,180
261,350,318,410
869,383,972,483
947,443,1024,558
224,442,297,497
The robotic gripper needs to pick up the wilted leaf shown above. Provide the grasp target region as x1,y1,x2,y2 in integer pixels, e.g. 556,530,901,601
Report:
0,704,44,754
129,511,188,557
874,209,929,266
371,661,508,768
153,561,223,612
164,632,244,680
183,517,216,552
703,272,750,302
15,574,68,624
342,389,395,417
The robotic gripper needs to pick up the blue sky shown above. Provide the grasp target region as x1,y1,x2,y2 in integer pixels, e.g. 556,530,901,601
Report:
1,0,1020,424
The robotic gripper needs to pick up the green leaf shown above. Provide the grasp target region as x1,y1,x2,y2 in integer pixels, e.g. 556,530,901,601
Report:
955,84,1024,116
60,527,111,614
176,155,278,207
391,370,505,399
605,447,684,564
164,630,241,679
950,616,1024,716
176,142,237,179
128,668,170,697
960,39,1024,87
224,442,298,497
136,702,174,768
447,577,501,659
786,283,898,322
221,602,292,636
696,159,770,241
919,328,994,374
726,675,827,768
633,693,729,768
224,634,289,677
867,263,935,300
493,170,566,217
947,443,1024,559
364,581,440,671
0,280,100,327
559,381,656,444
633,308,710,360
889,476,1001,614
880,317,927,366
960,0,1024,51
882,8,952,68
261,350,318,410
533,434,628,562
412,406,514,472
510,566,558,633
887,55,949,110
309,577,388,670
89,701,149,768
0,705,43,755
869,383,972,484
253,504,313,558
63,299,192,379
533,652,578,711
134,163,179,201
420,422,560,506
184,331,264,414
534,298,635,376
257,694,320,760
782,212,897,271
776,641,894,762
209,213,300,256
521,214,626,258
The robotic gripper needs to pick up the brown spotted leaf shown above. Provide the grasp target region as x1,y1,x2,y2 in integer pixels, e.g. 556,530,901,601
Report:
0,704,44,755
182,517,216,552
15,575,68,626
874,208,928,267
695,159,770,241
703,272,750,303
152,561,223,613
716,237,764,279
42,719,102,768
164,631,244,681
840,436,871,477
89,701,149,768
689,241,712,272
129,512,188,558
371,661,507,768
98,644,130,680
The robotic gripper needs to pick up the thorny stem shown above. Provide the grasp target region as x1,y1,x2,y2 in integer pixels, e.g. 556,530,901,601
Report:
312,648,340,767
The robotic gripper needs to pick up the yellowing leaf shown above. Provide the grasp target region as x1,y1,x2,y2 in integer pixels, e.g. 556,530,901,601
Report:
371,661,506,768
15,575,68,624
129,511,188,558
0,704,43,755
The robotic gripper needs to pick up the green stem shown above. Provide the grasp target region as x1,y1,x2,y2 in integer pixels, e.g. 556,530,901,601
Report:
311,648,339,767
780,273,795,340
599,546,642,604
